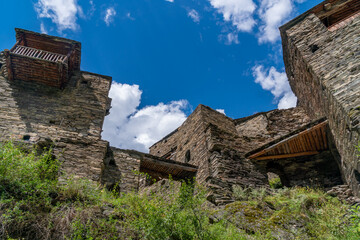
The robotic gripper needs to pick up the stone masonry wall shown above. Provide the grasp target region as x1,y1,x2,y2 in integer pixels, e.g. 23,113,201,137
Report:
234,107,312,153
151,105,213,186
0,60,112,181
150,105,343,204
151,105,268,204
281,10,360,195
101,147,141,193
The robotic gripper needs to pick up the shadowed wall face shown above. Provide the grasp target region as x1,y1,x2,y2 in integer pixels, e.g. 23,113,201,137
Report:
281,0,360,195
0,58,112,180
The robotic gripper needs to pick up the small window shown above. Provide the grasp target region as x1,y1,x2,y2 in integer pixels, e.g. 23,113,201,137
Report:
310,44,319,53
185,150,191,163
23,135,30,141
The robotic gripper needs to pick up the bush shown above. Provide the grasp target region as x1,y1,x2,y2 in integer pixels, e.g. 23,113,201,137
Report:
116,181,246,240
0,141,359,240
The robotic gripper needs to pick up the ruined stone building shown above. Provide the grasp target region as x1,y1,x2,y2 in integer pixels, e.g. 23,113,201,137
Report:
0,0,359,205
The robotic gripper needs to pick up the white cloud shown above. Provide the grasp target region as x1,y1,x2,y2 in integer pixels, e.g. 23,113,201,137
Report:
277,91,297,109
104,7,116,26
35,0,81,32
218,32,239,45
188,9,200,23
258,0,293,43
216,109,226,115
208,0,305,44
165,0,174,2
225,32,239,45
252,65,296,109
40,22,48,34
102,83,188,152
209,0,256,32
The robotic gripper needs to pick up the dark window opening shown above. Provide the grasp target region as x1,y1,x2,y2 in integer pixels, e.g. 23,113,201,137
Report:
0,63,2,68
49,120,56,124
354,169,360,184
23,135,31,141
185,150,191,163
310,44,319,53
81,80,88,84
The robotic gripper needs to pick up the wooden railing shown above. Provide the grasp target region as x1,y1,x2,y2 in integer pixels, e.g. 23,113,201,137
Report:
11,45,68,63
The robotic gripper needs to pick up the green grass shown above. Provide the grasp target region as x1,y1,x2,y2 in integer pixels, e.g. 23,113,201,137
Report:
0,141,360,239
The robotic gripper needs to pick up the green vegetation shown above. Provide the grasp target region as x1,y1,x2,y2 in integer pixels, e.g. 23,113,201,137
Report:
1,141,360,239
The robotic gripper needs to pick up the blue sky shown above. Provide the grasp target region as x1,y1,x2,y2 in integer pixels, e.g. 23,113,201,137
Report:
0,0,322,152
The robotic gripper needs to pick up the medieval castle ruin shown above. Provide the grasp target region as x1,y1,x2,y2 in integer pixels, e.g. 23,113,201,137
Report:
0,0,359,205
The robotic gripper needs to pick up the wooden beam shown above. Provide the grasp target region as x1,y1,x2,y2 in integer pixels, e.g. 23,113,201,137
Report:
141,157,198,173
247,121,328,159
253,151,320,160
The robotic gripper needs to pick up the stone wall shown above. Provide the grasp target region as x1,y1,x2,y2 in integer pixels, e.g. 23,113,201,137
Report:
101,147,141,193
281,3,360,195
0,60,112,181
150,104,345,204
151,105,213,186
234,107,312,153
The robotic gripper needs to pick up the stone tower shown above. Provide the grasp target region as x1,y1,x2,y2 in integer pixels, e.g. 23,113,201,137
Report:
280,0,360,194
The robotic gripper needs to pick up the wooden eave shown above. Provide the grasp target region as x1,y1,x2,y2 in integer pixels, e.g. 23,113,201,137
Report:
140,156,197,180
118,149,197,180
246,118,328,161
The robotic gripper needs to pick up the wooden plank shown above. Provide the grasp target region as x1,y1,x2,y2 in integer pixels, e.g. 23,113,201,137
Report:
141,157,198,173
254,151,320,160
248,121,328,160
320,126,328,149
317,128,324,150
312,129,321,150
299,136,308,152
18,46,26,55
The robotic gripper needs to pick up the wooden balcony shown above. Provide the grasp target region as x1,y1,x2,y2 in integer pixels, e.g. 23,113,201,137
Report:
12,45,68,63
4,28,81,88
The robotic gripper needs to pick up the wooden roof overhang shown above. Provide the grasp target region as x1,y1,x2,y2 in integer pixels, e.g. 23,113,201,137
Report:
246,118,328,161
119,149,198,180
140,155,197,181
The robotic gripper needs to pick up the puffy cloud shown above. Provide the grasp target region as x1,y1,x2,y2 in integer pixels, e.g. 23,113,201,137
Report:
102,83,188,152
104,7,116,26
208,0,307,44
188,9,200,23
258,0,293,43
209,0,256,32
166,0,174,2
277,91,297,109
252,65,297,109
35,0,81,32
